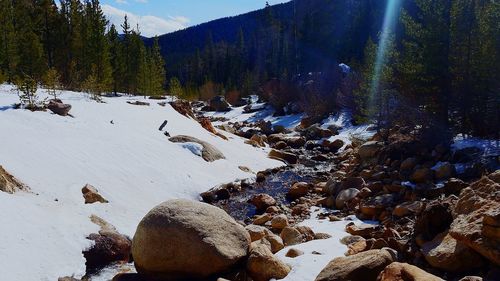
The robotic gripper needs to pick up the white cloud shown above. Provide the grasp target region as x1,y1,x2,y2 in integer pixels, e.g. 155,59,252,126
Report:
115,0,127,4
102,4,189,37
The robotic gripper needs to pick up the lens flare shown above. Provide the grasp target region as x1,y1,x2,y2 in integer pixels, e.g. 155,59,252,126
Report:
368,0,402,117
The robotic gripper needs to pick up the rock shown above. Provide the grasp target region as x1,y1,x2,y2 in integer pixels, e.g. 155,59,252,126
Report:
377,262,445,281
358,141,384,164
271,214,289,230
246,224,271,242
132,199,250,280
0,165,28,193
411,168,433,183
169,135,225,162
82,184,108,204
360,194,398,218
286,248,304,258
315,249,396,281
199,118,227,140
336,188,360,209
210,96,231,112
268,149,298,164
265,234,285,254
444,178,468,194
250,193,277,212
400,157,418,171
415,198,454,241
169,100,196,119
315,233,332,240
393,201,424,217
450,172,500,266
58,277,81,281
285,136,307,148
48,100,72,116
280,227,303,246
84,215,132,273
287,182,310,200
253,213,272,225
246,244,291,281
340,235,365,246
329,139,345,152
215,188,230,200
434,162,456,180
346,223,380,238
346,240,367,256
127,101,150,106
273,141,288,150
246,134,266,147
421,231,484,272
340,177,366,190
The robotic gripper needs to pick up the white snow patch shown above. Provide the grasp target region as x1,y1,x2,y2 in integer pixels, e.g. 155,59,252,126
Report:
276,207,373,281
452,135,499,157
180,142,204,158
0,84,283,281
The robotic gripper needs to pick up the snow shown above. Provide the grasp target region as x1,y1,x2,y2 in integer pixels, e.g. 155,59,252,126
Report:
452,135,499,157
180,142,204,158
204,104,304,130
276,207,373,281
322,111,376,151
0,84,283,281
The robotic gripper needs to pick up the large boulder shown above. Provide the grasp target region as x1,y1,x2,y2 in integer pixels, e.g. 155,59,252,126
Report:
210,96,231,112
415,198,455,241
169,135,225,162
250,194,276,212
246,244,291,281
0,165,28,193
421,231,484,272
315,249,396,281
377,262,444,281
132,199,251,280
449,172,500,266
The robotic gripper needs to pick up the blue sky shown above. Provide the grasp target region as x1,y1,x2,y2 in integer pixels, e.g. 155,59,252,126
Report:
101,0,288,37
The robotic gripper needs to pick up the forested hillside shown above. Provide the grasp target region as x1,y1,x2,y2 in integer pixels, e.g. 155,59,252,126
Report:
156,0,499,138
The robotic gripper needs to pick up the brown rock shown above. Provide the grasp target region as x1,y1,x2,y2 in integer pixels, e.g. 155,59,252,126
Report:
253,213,272,225
315,249,396,281
346,240,367,256
340,177,366,190
82,184,108,204
281,227,303,246
271,214,289,230
48,100,72,116
132,199,250,280
411,168,433,183
377,262,444,281
250,193,276,212
268,149,298,164
265,234,285,254
421,231,484,272
415,199,454,241
336,188,360,209
450,173,500,266
246,224,270,242
360,194,397,218
0,165,28,193
246,244,291,281
400,157,418,171
346,223,380,238
286,248,304,258
393,201,424,217
287,182,311,200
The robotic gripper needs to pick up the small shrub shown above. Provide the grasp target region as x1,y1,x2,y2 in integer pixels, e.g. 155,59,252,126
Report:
13,75,44,110
42,68,61,100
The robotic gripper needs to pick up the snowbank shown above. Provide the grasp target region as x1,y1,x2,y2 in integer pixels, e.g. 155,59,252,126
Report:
276,208,373,281
0,84,282,280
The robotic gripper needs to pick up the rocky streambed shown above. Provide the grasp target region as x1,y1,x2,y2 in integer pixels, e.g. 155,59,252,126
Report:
66,100,499,281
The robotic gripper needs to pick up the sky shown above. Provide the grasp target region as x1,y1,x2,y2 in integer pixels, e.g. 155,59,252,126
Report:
100,0,288,37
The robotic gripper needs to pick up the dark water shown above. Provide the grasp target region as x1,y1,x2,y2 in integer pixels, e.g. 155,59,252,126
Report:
213,161,334,221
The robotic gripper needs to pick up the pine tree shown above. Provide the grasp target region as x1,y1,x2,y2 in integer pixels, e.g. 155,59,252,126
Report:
150,37,166,97
43,67,61,100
